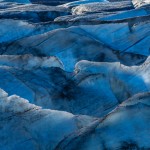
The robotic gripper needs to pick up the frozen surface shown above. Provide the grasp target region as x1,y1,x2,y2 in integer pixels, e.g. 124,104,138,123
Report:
61,0,108,8
0,89,97,150
132,0,150,7
0,3,70,22
0,0,30,3
1,21,149,71
0,54,64,69
72,1,134,15
0,0,150,149
56,92,150,150
0,57,150,117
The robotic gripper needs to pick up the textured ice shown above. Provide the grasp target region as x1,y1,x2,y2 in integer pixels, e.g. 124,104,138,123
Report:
0,3,70,22
61,0,108,8
0,89,97,150
0,19,67,43
56,92,150,150
0,89,149,149
132,0,150,7
0,19,35,43
0,54,64,69
72,1,134,15
1,21,149,71
0,0,149,149
98,8,149,21
0,57,150,117
0,0,30,3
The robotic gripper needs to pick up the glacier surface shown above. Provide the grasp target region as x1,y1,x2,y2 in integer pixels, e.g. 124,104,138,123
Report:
0,0,149,149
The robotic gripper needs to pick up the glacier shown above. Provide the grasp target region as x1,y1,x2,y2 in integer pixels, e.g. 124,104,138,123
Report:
0,0,149,149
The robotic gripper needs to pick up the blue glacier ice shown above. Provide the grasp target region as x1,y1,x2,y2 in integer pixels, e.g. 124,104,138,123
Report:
0,0,150,149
